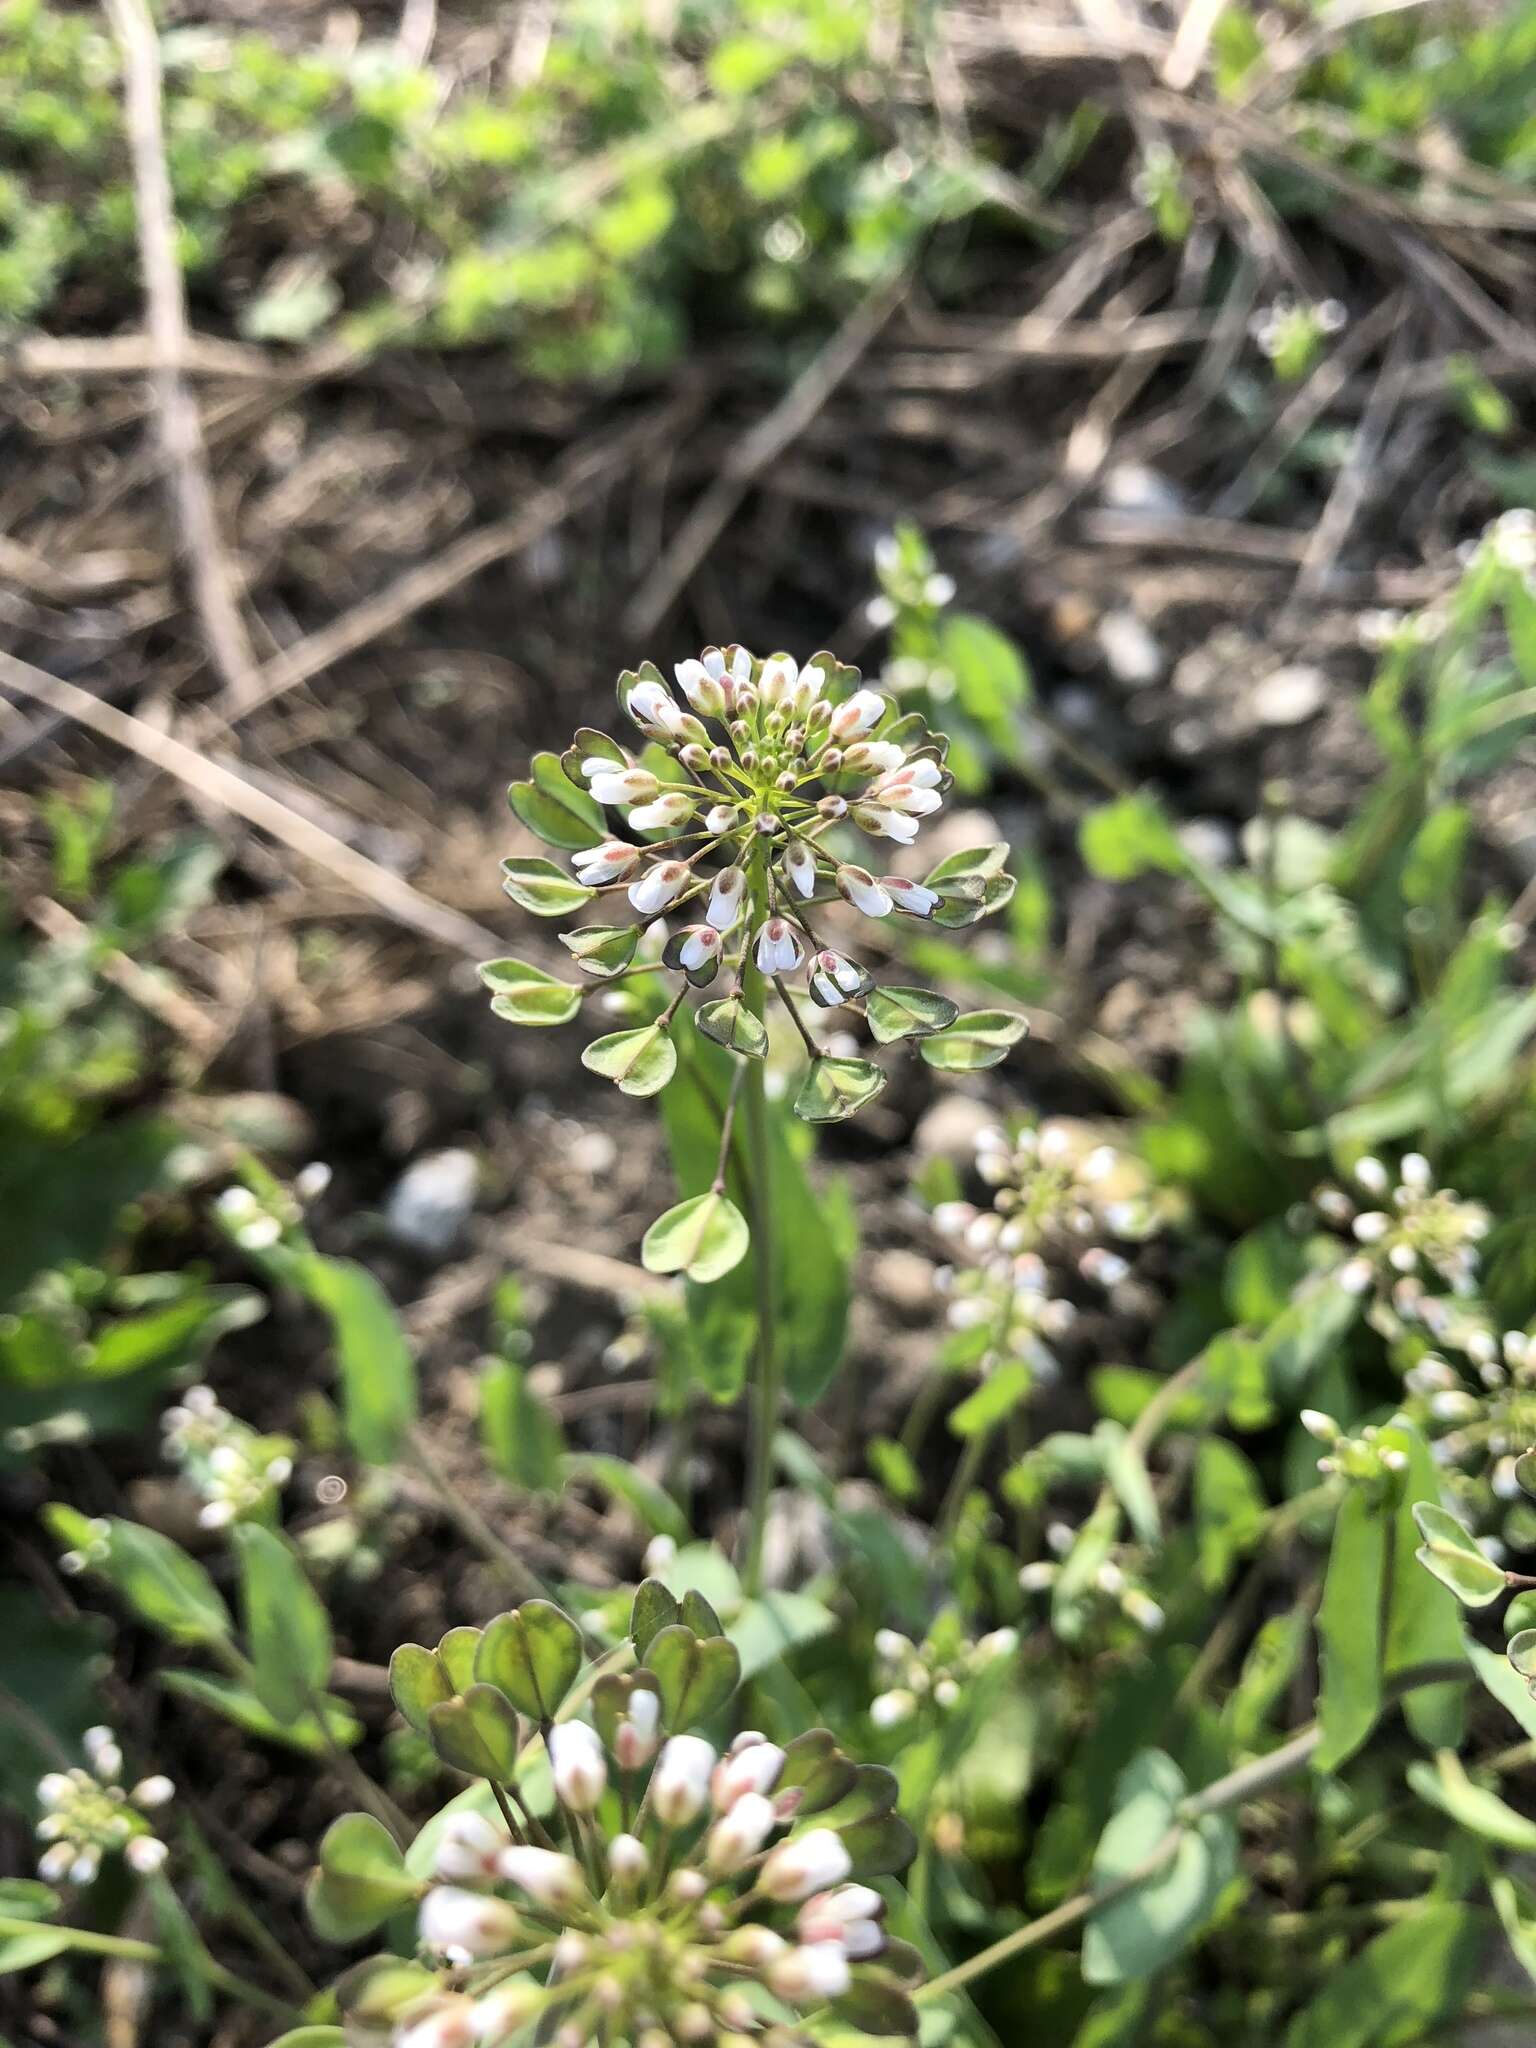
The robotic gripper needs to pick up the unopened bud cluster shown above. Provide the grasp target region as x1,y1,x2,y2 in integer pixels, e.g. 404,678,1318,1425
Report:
864,529,960,703
35,1728,173,1885
868,1621,1017,1729
1311,1153,1488,1301
161,1385,294,1530
1399,1322,1536,1542
1300,1409,1410,1502
1018,1526,1166,1639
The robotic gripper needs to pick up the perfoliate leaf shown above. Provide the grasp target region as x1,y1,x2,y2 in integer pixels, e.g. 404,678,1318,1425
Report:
475,1601,584,1720
645,1623,740,1729
793,1056,886,1123
1412,1503,1507,1607
919,1009,1028,1071
1509,1628,1536,1679
478,957,582,1026
426,1683,522,1778
696,996,769,1058
865,984,959,1044
561,728,627,785
502,856,594,917
389,1644,454,1734
306,1814,419,1943
630,1579,680,1660
582,1023,677,1096
642,1191,750,1284
436,1626,482,1694
507,753,604,851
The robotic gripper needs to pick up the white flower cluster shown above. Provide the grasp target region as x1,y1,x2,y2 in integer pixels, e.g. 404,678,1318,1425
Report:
35,1728,173,1884
1313,1152,1489,1300
1397,1322,1536,1537
868,1623,1017,1729
1475,507,1536,576
1019,1526,1165,1636
393,1726,896,2048
1251,295,1346,365
161,1384,294,1530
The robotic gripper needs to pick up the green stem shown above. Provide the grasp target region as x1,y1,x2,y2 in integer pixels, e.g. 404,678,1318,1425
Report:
740,949,780,1601
915,1658,1469,2006
0,1912,299,2023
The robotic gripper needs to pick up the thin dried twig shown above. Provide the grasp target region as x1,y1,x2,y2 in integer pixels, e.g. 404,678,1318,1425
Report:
0,650,501,959
104,0,263,711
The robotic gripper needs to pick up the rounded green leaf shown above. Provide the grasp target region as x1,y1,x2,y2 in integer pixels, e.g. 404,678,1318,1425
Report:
838,1810,919,1881
922,843,1016,928
583,1022,677,1096
508,753,604,851
475,1600,585,1719
559,924,640,978
478,956,583,1026
306,1813,420,1943
696,996,769,1059
561,727,627,786
630,1579,681,1660
831,1970,920,2038
427,1683,523,1778
436,1626,483,1693
1413,1503,1508,1607
1509,1629,1536,1679
389,1644,454,1734
793,1056,887,1123
919,1009,1029,1072
865,985,959,1045
502,856,594,918
645,1622,741,1729
1516,1448,1536,1501
641,1191,750,1283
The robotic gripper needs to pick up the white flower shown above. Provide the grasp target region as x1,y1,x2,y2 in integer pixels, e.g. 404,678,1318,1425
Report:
830,689,886,740
836,865,892,917
782,842,816,899
705,865,746,932
850,802,920,844
572,840,639,884
706,1791,777,1872
885,877,939,917
758,654,800,706
1339,1256,1374,1295
1355,1156,1389,1196
469,1983,542,2039
607,1832,649,1882
1352,1212,1389,1243
549,1722,607,1813
37,1773,71,1808
1400,1151,1432,1193
420,1886,522,1960
758,1827,852,1903
809,950,869,1008
842,739,904,774
675,658,728,718
798,1884,886,1957
125,1836,168,1875
626,679,687,737
131,1775,174,1810
767,1941,852,2003
675,925,722,977
613,1687,661,1771
588,765,660,808
397,2001,477,2048
627,861,690,915
870,1690,915,1729
69,1846,101,1886
496,1847,589,1912
711,1741,785,1811
704,803,741,833
755,918,806,975
627,792,696,833
652,1736,716,1826
867,760,942,814
435,1812,504,1884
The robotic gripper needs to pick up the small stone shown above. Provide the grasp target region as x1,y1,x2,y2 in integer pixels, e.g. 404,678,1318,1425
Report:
1096,610,1164,688
1252,664,1326,727
913,1094,995,1164
384,1147,479,1257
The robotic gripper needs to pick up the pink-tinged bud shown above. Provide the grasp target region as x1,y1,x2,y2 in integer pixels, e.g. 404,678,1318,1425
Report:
767,1941,852,2004
675,2005,714,2042
678,925,722,975
470,1982,543,2041
626,679,687,737
675,658,729,719
398,1998,478,2048
842,739,904,775
836,865,892,918
706,1790,777,1873
758,655,800,706
651,1735,716,1826
884,876,940,918
705,802,742,833
419,1886,522,1959
548,1721,607,1814
797,1883,886,1945
755,917,806,976
668,1867,709,1904
627,860,691,916
607,1832,649,1883
830,688,886,740
817,793,849,820
496,1846,589,1912
851,801,919,844
809,950,870,1008
131,1775,175,1810
613,1687,660,1771
712,1741,786,1811
782,842,817,899
435,1811,505,1883
125,1836,168,1875
721,1923,789,1967
572,839,640,885
759,1827,852,1902
628,792,697,833
588,765,661,808
706,865,746,932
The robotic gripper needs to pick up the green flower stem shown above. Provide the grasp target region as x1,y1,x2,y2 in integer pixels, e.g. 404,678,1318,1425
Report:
740,937,780,1601
0,1911,301,2024
914,1657,1469,2007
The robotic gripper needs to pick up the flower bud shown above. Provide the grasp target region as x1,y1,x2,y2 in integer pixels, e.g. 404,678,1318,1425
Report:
768,1942,852,2004
607,1832,649,1883
471,1982,544,2042
755,917,806,976
399,1998,478,2048
549,1721,608,1814
712,1740,785,1810
705,865,746,932
627,860,691,915
651,1735,716,1826
884,877,940,917
572,840,639,885
126,1835,168,1875
613,1687,660,1771
435,1811,504,1884
830,688,886,740
721,1924,789,1967
835,865,891,917
496,1846,589,1912
759,1827,852,1902
420,1886,522,1959
707,1790,777,1873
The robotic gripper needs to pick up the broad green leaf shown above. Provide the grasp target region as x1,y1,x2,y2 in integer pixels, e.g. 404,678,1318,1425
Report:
306,1814,419,1943
1193,1437,1266,1590
865,985,959,1044
159,1670,361,1753
1080,792,1186,882
1411,1502,1506,1607
583,1023,677,1096
475,1601,584,1720
559,924,640,978
45,1508,230,1646
941,612,1030,721
501,856,594,918
389,1644,454,1734
631,1579,681,1660
948,1361,1033,1439
1082,1750,1236,1984
427,1683,522,1778
236,1524,333,1726
838,1811,918,1881
1470,1639,1536,1737
437,1627,483,1694
1282,1905,1479,2048
1096,1420,1161,1546
1314,1488,1387,1773
480,1358,566,1492
1406,1750,1536,1851
290,1254,416,1465
793,1056,886,1122
564,1452,689,1540
919,1009,1028,1071
696,996,769,1058
645,1623,740,1730
831,1970,920,2039
641,1191,750,1283
478,956,582,1026
507,753,604,851
1386,1435,1467,1747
